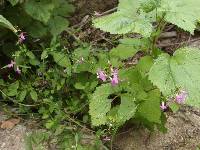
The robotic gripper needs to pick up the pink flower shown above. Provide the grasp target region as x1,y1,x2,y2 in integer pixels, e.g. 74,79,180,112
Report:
97,69,107,82
7,60,16,68
160,101,167,111
16,66,21,74
176,90,188,104
110,69,119,86
18,32,26,43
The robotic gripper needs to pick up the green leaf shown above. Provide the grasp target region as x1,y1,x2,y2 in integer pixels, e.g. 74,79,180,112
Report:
24,0,54,23
50,51,71,68
93,0,153,37
137,89,161,123
149,47,200,107
159,0,200,34
7,0,20,6
117,94,137,123
7,81,19,97
30,90,38,101
41,50,48,60
27,21,47,38
136,56,153,77
89,84,114,126
19,90,27,102
110,44,139,60
48,16,69,36
0,15,17,33
169,103,179,113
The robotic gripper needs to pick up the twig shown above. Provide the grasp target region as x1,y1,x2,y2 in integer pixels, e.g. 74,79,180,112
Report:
94,7,117,17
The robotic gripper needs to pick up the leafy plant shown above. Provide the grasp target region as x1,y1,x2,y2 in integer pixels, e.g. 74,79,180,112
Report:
1,0,200,149
90,0,200,128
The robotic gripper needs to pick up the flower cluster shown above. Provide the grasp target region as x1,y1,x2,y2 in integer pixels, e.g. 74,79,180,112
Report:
97,68,119,86
160,90,188,111
7,60,21,74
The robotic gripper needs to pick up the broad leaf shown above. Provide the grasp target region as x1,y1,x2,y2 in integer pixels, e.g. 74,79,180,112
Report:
89,84,114,126
159,0,200,34
137,89,161,123
24,0,54,23
117,94,137,123
149,47,200,106
93,0,153,37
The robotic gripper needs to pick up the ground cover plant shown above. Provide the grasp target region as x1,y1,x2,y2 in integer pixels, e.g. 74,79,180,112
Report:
1,0,200,149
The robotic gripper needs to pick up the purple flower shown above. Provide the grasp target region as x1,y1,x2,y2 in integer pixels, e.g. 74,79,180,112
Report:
7,60,16,68
97,69,107,82
160,102,167,111
110,69,119,86
18,32,26,43
16,66,21,74
176,90,188,104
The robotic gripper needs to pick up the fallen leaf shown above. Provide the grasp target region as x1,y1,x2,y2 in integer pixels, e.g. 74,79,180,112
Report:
1,118,20,129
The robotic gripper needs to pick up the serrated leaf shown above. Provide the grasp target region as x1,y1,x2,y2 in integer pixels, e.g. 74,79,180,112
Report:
117,94,137,123
30,90,38,101
137,89,161,123
149,47,200,107
0,15,17,33
136,56,153,77
7,81,19,97
159,0,200,34
48,16,69,36
89,84,114,126
50,51,71,68
19,90,27,102
93,0,153,37
24,0,54,23
110,44,139,60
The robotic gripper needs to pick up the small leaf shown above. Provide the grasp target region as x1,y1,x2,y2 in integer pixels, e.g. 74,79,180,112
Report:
41,50,48,60
48,16,69,36
50,51,71,68
19,90,27,102
110,44,139,60
7,81,19,97
30,90,38,101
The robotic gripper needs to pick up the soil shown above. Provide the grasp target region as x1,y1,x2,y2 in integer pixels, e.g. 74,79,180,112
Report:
114,105,200,150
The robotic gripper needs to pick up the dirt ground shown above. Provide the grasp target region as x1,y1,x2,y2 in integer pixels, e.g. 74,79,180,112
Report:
114,105,200,150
